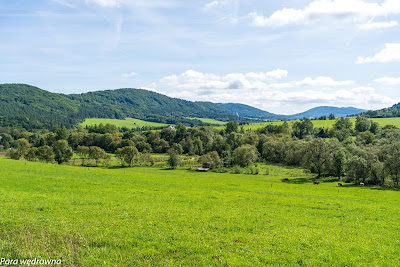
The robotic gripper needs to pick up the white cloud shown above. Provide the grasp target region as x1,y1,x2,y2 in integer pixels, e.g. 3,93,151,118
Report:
245,69,288,81
374,77,400,85
154,70,372,114
359,21,398,30
203,1,229,11
357,43,400,64
295,76,354,87
250,0,400,27
159,70,353,92
86,0,178,8
86,0,120,8
121,72,138,78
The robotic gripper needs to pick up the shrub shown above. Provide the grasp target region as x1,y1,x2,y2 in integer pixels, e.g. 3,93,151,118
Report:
231,165,242,174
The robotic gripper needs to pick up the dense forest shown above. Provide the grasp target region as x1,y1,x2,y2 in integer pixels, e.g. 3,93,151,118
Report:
360,103,400,118
2,116,400,187
0,84,239,130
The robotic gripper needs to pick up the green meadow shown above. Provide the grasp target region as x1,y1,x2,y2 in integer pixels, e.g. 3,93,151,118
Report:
80,118,169,129
1,158,400,266
190,118,226,125
239,117,400,131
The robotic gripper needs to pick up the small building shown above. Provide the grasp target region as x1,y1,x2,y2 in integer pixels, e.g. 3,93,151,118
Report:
168,125,175,129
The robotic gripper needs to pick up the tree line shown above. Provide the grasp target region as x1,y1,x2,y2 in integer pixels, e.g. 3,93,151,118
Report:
2,116,400,187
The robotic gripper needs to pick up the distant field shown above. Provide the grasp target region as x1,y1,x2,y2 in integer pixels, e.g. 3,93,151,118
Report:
191,118,226,125
80,118,169,128
2,158,400,265
238,117,400,131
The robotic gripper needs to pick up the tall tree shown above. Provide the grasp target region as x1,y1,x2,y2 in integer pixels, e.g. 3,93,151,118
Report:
53,140,73,164
302,138,333,178
116,146,140,167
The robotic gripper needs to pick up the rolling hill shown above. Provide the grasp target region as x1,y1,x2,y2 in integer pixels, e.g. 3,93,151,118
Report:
0,84,237,129
360,103,400,118
0,83,390,130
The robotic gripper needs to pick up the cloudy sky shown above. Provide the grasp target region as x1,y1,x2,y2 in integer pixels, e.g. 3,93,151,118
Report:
1,0,400,114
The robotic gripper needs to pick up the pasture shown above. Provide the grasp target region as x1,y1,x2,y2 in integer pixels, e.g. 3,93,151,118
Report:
239,117,400,131
80,118,169,129
1,158,400,266
189,118,226,125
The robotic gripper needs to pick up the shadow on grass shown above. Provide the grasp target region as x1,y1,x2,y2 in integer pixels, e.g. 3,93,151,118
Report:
285,177,314,184
107,166,128,169
285,177,341,185
369,187,400,191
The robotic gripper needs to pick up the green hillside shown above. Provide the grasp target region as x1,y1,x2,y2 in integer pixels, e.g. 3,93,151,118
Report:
69,89,236,123
0,84,237,130
0,84,81,129
361,103,400,118
217,103,286,120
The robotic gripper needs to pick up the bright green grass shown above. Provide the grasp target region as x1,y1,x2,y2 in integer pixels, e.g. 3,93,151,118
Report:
191,118,226,125
80,118,169,129
1,158,400,265
237,117,400,131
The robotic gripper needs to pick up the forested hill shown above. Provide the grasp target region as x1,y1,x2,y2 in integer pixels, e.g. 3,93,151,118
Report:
360,103,400,118
68,89,235,123
0,84,81,129
0,84,237,130
217,103,287,120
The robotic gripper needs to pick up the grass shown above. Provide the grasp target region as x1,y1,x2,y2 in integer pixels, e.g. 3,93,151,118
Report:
80,118,169,129
236,117,400,131
80,117,226,130
1,158,400,265
188,118,226,125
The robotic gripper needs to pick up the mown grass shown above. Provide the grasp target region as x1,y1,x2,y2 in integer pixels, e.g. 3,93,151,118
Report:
80,118,169,129
1,158,400,266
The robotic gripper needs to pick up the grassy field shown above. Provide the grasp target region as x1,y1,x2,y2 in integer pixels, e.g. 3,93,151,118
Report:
80,118,169,129
190,118,226,125
1,158,400,266
238,117,400,131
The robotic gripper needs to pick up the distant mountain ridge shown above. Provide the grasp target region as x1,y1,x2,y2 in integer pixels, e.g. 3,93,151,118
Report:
288,106,367,119
218,103,366,120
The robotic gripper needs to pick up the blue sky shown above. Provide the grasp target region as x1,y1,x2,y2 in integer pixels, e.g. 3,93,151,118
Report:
1,0,400,114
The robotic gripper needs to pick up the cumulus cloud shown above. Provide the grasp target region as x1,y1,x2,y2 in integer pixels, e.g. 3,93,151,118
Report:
153,70,381,114
159,70,354,92
374,77,400,85
250,0,400,27
121,72,138,78
359,21,398,30
357,43,400,64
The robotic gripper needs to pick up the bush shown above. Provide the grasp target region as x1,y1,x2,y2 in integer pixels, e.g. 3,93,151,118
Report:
231,165,242,174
